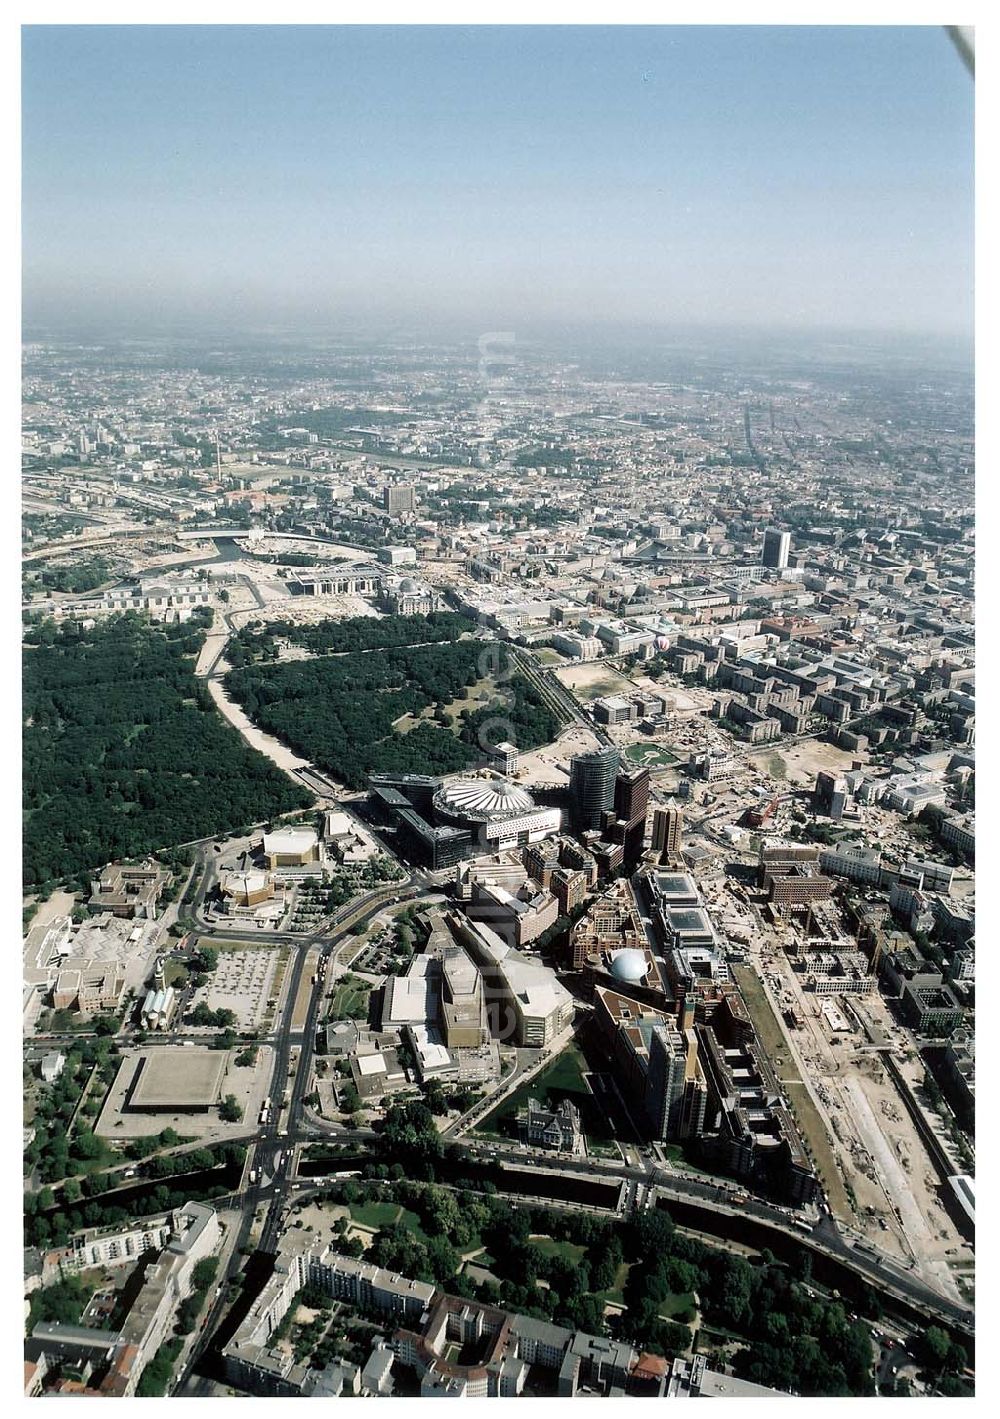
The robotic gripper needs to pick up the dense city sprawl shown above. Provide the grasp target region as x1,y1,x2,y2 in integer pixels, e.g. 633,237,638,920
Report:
23,332,974,1398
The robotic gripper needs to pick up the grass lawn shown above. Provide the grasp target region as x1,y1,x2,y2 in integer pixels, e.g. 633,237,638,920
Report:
43,1011,97,1033
163,960,189,987
349,1200,404,1230
659,1290,696,1321
473,1041,615,1146
596,1261,632,1308
331,977,371,1019
349,1202,431,1246
657,1142,721,1178
397,1207,432,1244
396,674,500,737
767,753,787,781
528,1235,587,1265
698,1321,749,1345
623,742,679,768
570,673,633,703
434,674,498,724
732,964,851,1220
478,1041,624,1149
533,1042,589,1094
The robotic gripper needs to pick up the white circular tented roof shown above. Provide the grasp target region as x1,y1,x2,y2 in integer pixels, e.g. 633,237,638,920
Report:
433,777,535,822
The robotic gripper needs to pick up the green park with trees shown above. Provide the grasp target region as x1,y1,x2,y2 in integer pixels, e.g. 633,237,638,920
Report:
24,1141,247,1251
223,618,558,788
224,609,477,666
290,1103,974,1396
303,1156,952,1398
22,613,312,887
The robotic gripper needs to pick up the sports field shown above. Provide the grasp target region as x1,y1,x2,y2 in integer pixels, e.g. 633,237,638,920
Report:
623,742,679,769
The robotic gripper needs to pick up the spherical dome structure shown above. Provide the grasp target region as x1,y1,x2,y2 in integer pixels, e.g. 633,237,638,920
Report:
610,948,648,984
433,777,535,826
400,577,418,592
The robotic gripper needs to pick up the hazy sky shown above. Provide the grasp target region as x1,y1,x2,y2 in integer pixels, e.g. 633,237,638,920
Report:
21,25,974,338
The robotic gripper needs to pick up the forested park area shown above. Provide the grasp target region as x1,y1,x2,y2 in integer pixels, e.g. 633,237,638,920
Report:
22,613,312,887
224,619,560,788
224,609,477,666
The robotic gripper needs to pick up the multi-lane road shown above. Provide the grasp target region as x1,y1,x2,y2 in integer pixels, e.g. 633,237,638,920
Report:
172,873,423,1393
508,645,616,747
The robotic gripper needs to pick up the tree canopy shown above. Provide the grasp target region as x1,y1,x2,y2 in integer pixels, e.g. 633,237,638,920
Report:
225,610,476,666
224,625,558,789
22,614,311,885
